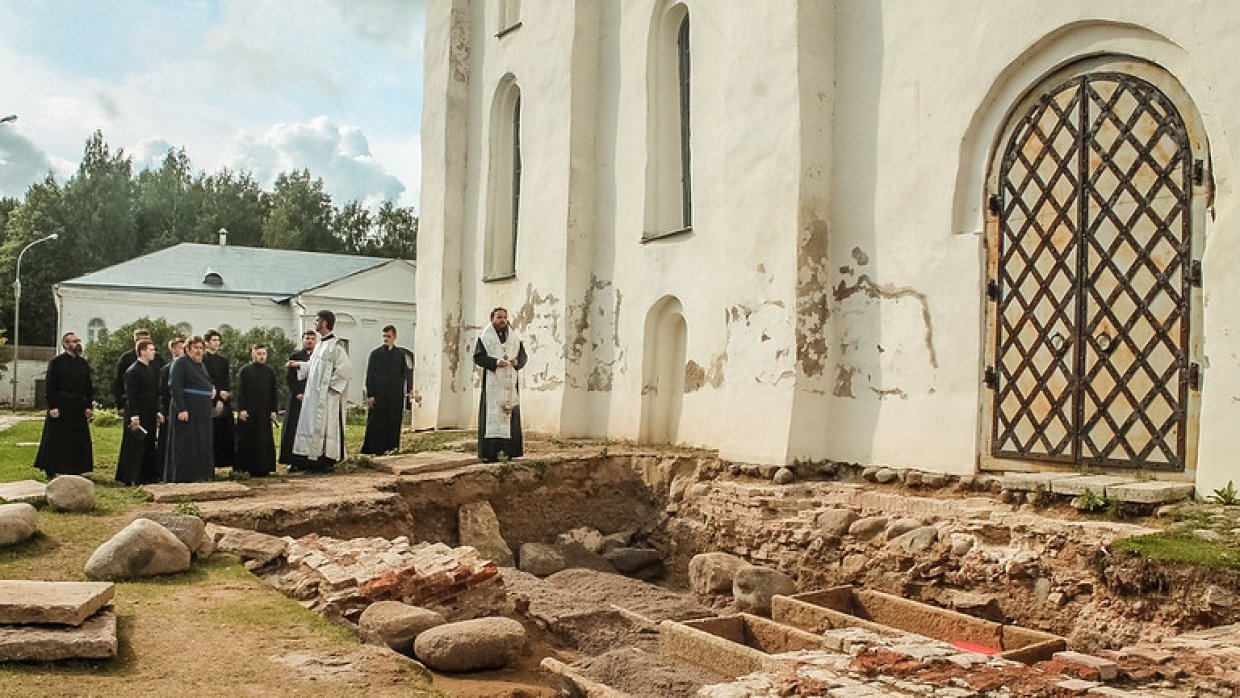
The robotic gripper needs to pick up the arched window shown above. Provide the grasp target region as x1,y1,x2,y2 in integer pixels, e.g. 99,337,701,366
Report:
644,3,691,239
87,318,107,344
497,0,521,37
484,77,523,280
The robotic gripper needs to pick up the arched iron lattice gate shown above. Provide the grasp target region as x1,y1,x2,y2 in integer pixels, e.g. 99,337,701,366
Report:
989,72,1197,471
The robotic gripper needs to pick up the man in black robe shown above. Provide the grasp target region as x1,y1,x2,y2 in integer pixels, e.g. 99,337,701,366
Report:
166,336,215,483
113,328,163,407
280,330,316,471
155,337,185,473
34,332,95,476
235,344,278,477
473,307,528,462
203,329,235,468
116,339,161,485
361,325,412,455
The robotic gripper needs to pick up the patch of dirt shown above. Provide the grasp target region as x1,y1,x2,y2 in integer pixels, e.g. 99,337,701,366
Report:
574,647,725,698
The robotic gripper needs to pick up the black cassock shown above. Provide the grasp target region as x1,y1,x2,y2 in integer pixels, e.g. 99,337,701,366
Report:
472,336,528,462
235,362,277,476
116,360,160,485
156,361,173,472
165,357,215,483
203,351,235,467
279,349,311,468
114,349,164,407
361,345,411,455
33,352,95,476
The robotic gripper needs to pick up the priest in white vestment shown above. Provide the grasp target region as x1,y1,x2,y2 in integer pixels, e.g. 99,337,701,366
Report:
290,309,351,471
472,307,528,462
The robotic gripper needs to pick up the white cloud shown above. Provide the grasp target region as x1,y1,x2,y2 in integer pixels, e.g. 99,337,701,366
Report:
224,117,406,209
130,137,178,172
0,125,55,195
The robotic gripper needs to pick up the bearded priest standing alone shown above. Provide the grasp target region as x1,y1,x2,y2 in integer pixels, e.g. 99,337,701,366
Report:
472,307,527,463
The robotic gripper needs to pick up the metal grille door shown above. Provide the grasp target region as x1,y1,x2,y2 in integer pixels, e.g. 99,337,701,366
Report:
992,73,1193,470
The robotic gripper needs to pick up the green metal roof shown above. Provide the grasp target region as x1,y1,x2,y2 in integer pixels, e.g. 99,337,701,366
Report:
58,243,403,299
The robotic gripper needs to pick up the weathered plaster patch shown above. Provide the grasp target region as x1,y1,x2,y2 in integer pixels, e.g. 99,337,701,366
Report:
515,283,565,392
832,274,939,369
683,353,725,393
796,214,831,377
851,246,870,266
834,366,856,398
726,301,790,387
872,387,908,400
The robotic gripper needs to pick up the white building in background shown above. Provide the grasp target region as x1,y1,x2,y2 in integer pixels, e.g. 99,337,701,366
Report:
55,239,416,406
415,0,1240,496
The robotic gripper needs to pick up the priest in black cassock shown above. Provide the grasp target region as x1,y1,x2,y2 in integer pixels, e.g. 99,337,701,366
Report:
116,339,161,485
203,329,235,468
166,336,215,482
280,330,316,471
34,332,95,477
156,337,185,472
361,325,412,455
112,328,163,407
234,344,278,477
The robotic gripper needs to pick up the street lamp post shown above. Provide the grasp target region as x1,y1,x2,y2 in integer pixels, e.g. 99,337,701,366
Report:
11,233,58,409
0,115,16,124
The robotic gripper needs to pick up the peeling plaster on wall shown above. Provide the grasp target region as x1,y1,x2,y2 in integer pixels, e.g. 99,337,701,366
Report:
683,352,725,393
872,386,909,400
449,3,469,85
443,311,463,391
796,214,831,377
832,274,939,369
514,283,566,392
726,301,792,387
834,366,856,398
851,246,870,266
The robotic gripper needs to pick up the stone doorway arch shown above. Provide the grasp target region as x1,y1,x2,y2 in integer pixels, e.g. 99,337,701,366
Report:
640,295,687,445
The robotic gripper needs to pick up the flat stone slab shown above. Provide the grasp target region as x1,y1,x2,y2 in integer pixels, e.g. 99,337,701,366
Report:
371,451,479,475
1106,481,1195,504
0,581,114,626
1049,475,1134,497
1001,472,1080,492
142,481,252,502
0,608,117,661
0,480,47,505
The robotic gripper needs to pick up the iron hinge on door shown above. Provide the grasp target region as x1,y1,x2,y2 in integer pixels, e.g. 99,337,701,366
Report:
988,194,1002,215
1188,363,1202,391
986,279,1000,301
984,366,998,390
1193,160,1206,186
1187,260,1203,287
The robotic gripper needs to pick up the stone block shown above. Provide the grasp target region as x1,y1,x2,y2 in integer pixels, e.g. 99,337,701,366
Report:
1053,650,1118,681
1104,482,1194,504
1049,476,1133,497
0,581,114,626
1001,472,1079,492
0,480,47,505
373,450,478,475
142,481,252,502
0,608,117,661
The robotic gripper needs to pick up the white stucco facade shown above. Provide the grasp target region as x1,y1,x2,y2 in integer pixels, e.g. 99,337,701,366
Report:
56,249,417,406
416,1,1239,496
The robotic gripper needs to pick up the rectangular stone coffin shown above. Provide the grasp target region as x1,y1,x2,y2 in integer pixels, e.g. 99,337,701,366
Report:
0,609,118,661
659,613,824,680
0,581,115,626
772,586,1065,663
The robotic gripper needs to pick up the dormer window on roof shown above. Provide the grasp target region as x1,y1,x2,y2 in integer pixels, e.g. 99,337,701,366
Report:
203,268,224,286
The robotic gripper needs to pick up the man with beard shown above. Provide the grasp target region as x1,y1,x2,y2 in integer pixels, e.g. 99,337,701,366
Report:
279,330,316,471
290,310,351,472
156,337,185,471
166,336,216,482
361,325,412,455
203,329,235,468
115,339,161,485
34,332,95,476
235,344,278,477
472,307,527,462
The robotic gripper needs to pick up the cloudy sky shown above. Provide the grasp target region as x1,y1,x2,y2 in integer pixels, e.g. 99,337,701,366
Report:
0,0,425,209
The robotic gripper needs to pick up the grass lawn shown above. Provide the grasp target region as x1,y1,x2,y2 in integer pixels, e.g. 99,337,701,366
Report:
0,415,442,697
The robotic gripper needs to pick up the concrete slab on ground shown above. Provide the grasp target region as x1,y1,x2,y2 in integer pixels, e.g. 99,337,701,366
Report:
1001,472,1081,492
142,481,252,502
0,581,114,626
369,451,478,475
1106,481,1195,504
0,480,47,505
1049,475,1134,497
0,608,117,661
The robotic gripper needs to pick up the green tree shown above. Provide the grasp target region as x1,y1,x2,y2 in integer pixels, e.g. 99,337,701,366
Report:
63,130,137,268
333,200,372,254
0,176,68,346
192,168,269,248
369,201,417,259
262,169,338,252
134,148,203,253
85,317,185,408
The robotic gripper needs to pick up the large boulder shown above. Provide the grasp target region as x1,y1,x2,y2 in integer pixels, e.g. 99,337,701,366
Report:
458,501,514,567
413,617,526,672
603,547,664,579
85,519,191,579
688,552,748,595
45,475,96,513
815,508,858,538
518,543,567,577
209,525,287,565
733,565,797,616
139,513,212,558
0,503,38,546
358,601,446,655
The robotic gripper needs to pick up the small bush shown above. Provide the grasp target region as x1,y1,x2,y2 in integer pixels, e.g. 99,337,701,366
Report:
90,408,123,428
173,497,202,517
1210,481,1239,506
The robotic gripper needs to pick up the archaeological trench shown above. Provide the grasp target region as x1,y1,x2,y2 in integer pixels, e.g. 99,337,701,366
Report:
67,442,1240,696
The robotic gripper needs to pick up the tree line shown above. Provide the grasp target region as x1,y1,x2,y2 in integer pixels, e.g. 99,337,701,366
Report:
0,130,417,347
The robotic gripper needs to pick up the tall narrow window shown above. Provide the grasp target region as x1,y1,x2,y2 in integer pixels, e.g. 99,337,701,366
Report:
644,3,691,239
485,77,522,280
498,0,521,36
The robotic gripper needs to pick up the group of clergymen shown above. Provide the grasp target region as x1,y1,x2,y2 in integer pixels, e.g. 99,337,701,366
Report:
31,309,415,484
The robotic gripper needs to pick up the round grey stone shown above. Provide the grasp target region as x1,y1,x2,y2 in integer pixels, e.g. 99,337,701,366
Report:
359,601,446,655
413,616,525,672
815,509,858,538
85,519,191,579
46,475,96,513
848,516,888,540
874,468,898,484
885,518,923,540
773,467,795,485
0,502,38,546
688,552,748,595
733,565,797,615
